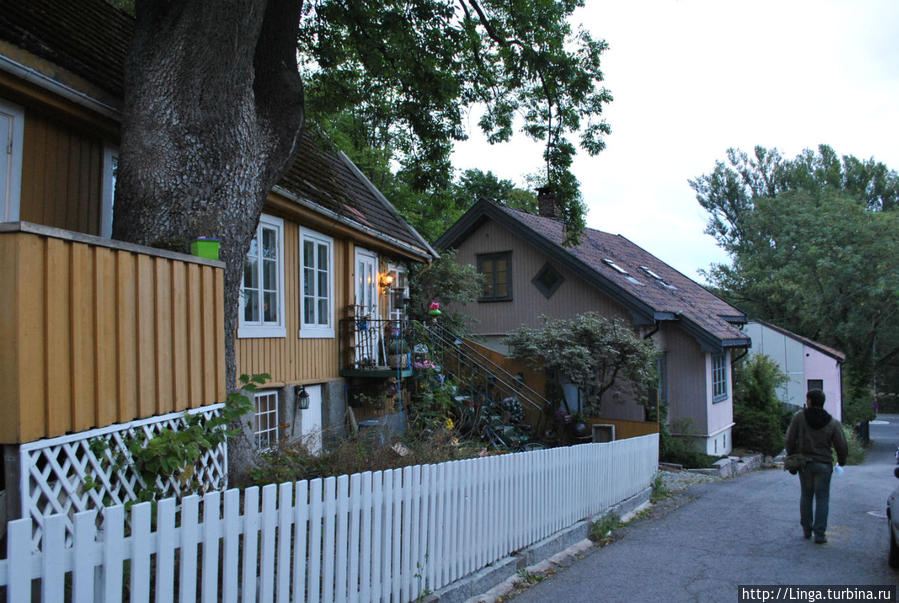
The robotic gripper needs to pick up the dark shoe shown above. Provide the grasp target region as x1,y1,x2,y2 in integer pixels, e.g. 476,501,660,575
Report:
814,535,827,544
803,528,812,539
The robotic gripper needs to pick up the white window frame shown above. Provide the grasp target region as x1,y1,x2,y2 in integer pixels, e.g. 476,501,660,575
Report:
253,390,280,451
299,227,335,338
238,214,286,338
100,145,118,237
0,98,24,222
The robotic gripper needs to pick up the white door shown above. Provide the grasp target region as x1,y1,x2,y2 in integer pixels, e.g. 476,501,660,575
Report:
354,247,380,365
300,385,323,455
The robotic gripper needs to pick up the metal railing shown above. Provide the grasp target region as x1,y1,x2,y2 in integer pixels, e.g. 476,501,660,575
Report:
417,322,556,446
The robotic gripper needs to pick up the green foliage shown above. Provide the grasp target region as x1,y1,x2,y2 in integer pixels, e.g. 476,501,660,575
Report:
588,512,622,544
732,355,790,456
659,421,719,469
505,313,656,414
407,372,457,436
249,429,471,486
841,424,866,465
88,374,262,507
843,392,877,425
301,0,614,243
650,474,672,503
409,250,484,334
516,569,545,584
692,145,899,401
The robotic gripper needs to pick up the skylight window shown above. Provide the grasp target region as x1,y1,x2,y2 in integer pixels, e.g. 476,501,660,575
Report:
603,259,628,274
640,265,678,290
640,266,662,280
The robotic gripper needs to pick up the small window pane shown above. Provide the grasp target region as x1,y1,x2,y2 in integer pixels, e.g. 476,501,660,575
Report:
264,291,277,322
303,241,314,268
263,259,277,291
262,228,277,260
244,256,258,289
304,267,314,295
318,243,328,271
304,296,315,324
317,270,327,298
244,292,259,322
318,299,328,325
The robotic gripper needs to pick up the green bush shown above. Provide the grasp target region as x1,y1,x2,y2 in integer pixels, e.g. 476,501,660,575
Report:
843,392,877,425
732,355,790,456
841,424,866,465
658,422,719,468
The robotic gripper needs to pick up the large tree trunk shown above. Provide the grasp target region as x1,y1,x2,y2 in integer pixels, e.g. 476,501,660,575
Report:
114,0,304,392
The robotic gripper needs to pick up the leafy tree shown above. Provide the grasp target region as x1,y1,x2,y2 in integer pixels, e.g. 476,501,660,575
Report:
409,249,484,334
692,147,899,406
454,169,537,214
505,313,656,414
114,0,613,391
690,144,899,251
732,355,789,456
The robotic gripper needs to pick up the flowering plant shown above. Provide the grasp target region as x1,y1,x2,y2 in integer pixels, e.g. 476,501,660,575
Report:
413,359,437,371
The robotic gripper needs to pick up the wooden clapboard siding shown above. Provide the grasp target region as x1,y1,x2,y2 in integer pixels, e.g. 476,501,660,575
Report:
236,223,349,385
663,323,709,432
0,224,226,444
19,108,104,234
451,219,630,335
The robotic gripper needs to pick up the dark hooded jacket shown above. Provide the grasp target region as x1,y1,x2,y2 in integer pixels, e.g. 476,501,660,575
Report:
785,407,849,465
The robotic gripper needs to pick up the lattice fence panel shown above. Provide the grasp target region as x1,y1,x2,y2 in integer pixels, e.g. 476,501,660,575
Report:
19,403,226,549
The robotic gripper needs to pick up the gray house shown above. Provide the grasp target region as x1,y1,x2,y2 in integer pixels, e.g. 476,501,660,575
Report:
436,199,750,455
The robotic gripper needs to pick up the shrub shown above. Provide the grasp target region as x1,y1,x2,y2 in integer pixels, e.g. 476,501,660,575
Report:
659,422,719,468
841,424,866,465
732,355,790,456
843,392,877,425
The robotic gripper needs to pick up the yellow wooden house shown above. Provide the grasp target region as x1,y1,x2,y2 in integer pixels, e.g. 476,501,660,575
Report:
0,0,434,538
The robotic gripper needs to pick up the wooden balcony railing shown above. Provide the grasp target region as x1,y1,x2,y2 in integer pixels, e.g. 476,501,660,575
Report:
0,222,226,444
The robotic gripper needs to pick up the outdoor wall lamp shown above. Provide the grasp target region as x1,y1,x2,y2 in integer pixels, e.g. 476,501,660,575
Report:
295,385,310,410
380,273,395,290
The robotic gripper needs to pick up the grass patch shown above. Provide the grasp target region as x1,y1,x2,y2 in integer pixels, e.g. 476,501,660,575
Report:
650,474,672,503
516,568,544,584
588,512,623,545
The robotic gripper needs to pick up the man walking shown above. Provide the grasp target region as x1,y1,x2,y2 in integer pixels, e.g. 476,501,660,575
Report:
785,389,848,544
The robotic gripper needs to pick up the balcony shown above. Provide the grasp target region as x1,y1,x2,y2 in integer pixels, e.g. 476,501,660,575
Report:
338,316,413,378
0,222,227,445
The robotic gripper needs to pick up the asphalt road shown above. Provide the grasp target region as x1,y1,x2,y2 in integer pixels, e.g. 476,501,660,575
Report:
510,415,899,602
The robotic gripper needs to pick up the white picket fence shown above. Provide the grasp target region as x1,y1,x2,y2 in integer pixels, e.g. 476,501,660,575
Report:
0,435,658,602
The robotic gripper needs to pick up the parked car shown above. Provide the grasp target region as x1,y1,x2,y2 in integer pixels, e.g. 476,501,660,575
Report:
889,466,899,568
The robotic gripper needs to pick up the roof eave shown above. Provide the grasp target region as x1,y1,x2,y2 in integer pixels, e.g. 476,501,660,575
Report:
271,184,433,263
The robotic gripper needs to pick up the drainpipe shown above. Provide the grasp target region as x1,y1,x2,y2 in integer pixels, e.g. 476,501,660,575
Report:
731,348,749,364
643,321,660,340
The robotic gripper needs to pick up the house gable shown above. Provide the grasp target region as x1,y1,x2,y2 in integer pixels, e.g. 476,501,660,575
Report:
438,200,749,352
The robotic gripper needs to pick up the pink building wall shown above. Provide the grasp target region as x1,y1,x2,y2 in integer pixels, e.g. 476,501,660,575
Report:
803,345,842,421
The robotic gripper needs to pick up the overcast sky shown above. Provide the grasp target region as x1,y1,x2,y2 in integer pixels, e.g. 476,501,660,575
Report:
451,0,899,283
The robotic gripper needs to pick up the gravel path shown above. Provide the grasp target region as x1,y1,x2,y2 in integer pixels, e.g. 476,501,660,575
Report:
658,468,722,492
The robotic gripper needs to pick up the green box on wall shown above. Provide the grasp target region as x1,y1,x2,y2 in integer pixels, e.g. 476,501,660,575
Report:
190,238,220,260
